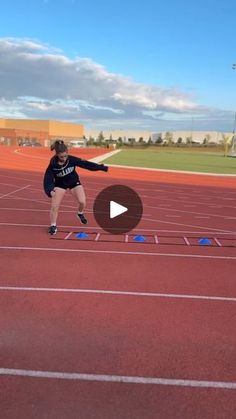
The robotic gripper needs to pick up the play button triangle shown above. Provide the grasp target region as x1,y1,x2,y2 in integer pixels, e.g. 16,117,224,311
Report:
93,185,143,234
110,200,128,219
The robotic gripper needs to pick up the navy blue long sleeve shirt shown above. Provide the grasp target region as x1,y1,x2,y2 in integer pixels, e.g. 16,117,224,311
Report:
43,155,108,197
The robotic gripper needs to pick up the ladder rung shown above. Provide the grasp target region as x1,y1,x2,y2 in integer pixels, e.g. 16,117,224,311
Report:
64,232,73,240
214,238,222,247
94,233,100,241
183,237,190,245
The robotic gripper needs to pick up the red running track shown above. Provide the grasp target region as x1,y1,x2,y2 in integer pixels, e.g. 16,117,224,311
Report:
0,147,236,418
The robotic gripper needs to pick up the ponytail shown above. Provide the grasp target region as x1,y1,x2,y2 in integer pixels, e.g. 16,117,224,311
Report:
51,140,68,154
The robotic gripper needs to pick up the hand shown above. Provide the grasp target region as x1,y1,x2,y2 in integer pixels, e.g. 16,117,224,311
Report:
50,189,56,197
101,164,108,172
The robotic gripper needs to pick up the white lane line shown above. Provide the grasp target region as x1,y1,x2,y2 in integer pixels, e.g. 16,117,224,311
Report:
148,205,225,220
107,163,236,176
214,238,222,247
0,203,146,219
165,215,181,218
1,246,236,260
64,232,73,240
0,182,20,188
89,149,121,163
0,286,236,303
2,195,77,209
0,368,236,389
0,185,30,199
183,237,190,245
158,204,171,207
14,149,48,160
142,193,230,207
95,233,100,241
0,174,42,184
0,208,81,213
0,222,235,235
0,204,153,217
140,216,234,234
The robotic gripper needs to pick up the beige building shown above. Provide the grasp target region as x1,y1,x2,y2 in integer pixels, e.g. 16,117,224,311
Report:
85,129,152,143
0,119,231,146
0,119,84,146
85,129,230,144
168,131,229,144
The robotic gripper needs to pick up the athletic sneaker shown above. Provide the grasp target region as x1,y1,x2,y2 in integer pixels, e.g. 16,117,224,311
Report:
48,225,57,235
77,213,88,225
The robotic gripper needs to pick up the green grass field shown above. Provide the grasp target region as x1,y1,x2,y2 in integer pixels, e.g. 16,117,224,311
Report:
102,148,236,174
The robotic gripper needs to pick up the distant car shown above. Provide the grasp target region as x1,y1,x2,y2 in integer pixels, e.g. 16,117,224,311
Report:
68,140,85,148
21,141,32,146
21,141,42,147
31,142,42,147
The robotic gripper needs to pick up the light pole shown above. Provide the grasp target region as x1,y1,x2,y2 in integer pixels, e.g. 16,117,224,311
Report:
232,64,236,132
233,111,236,134
190,116,194,145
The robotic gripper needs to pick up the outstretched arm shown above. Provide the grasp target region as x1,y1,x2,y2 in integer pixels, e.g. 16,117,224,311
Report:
72,156,108,172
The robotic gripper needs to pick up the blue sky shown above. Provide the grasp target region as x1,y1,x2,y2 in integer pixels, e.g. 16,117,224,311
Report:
0,0,236,132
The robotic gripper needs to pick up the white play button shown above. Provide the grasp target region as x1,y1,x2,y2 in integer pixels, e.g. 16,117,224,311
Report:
110,200,128,219
93,185,143,234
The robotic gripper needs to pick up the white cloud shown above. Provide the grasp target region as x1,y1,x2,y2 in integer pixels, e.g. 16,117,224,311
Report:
0,37,234,131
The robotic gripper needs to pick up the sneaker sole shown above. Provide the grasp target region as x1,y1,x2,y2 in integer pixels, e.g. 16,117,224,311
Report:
77,215,88,225
48,229,57,235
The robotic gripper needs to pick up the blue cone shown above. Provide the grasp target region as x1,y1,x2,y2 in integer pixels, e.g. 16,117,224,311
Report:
199,238,211,246
133,235,146,242
76,232,88,239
